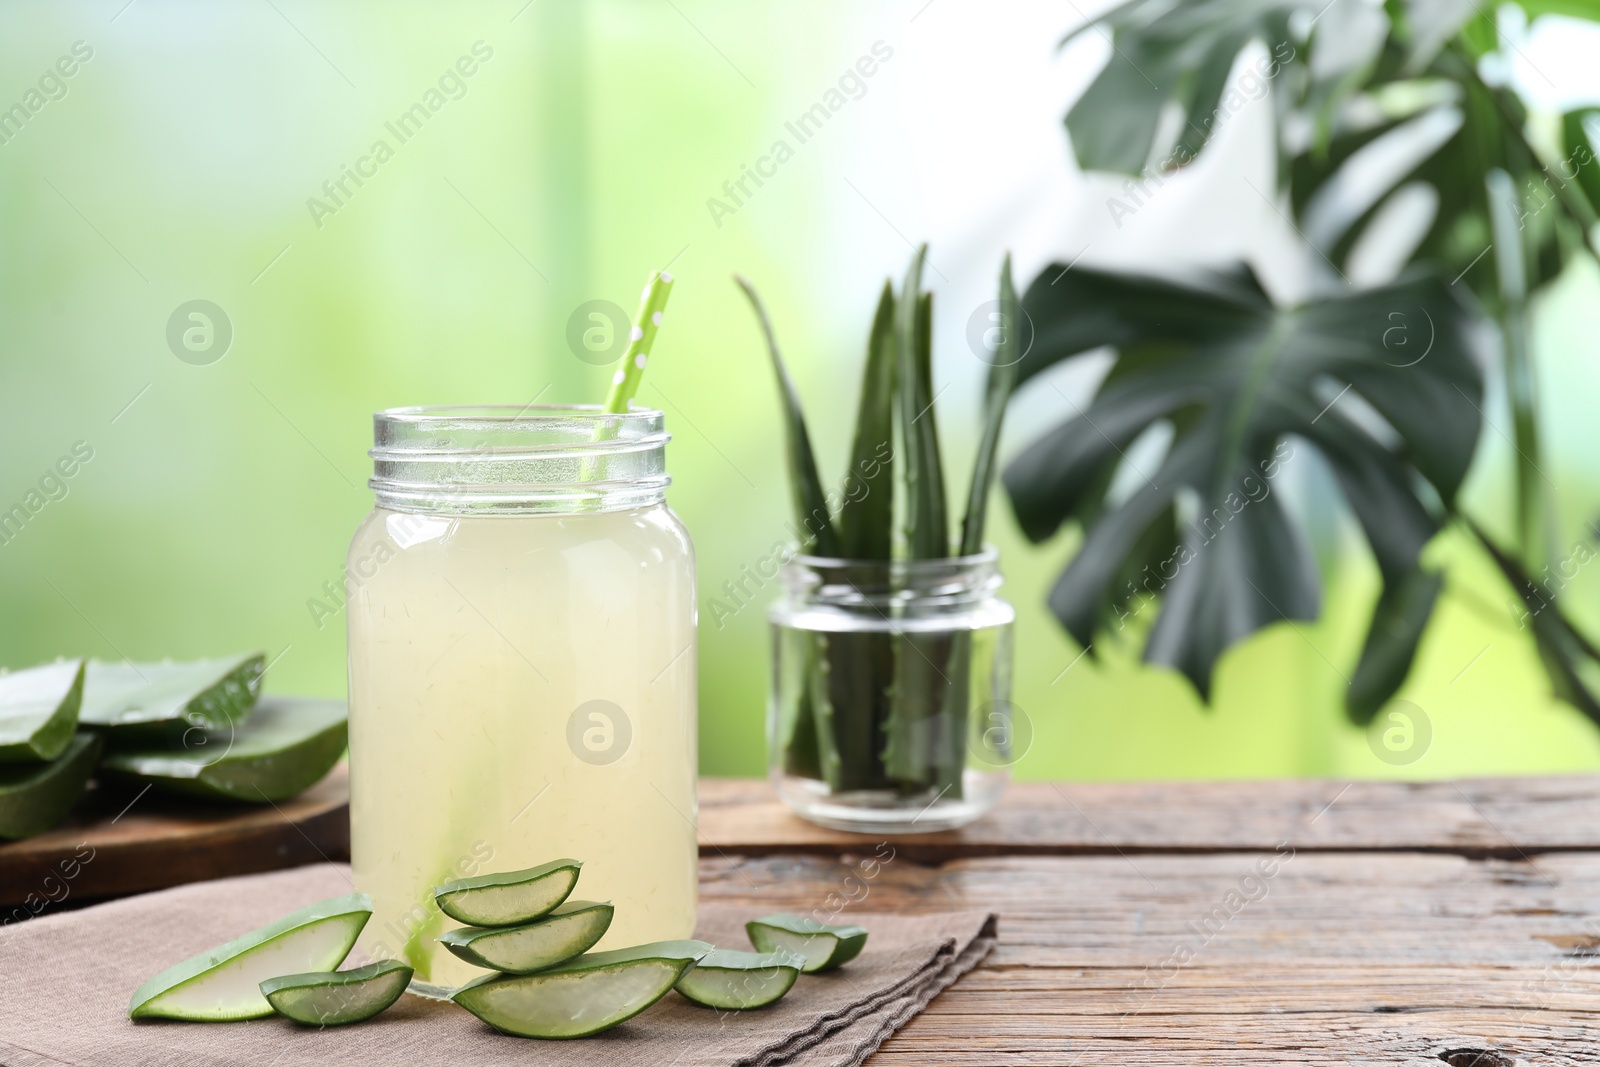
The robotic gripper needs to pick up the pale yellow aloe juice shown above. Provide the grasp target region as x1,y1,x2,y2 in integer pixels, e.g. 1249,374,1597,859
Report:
346,505,698,992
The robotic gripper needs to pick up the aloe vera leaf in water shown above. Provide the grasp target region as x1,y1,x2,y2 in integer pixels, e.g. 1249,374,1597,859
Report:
0,658,84,764
734,274,839,557
960,254,1021,556
807,634,844,790
884,260,960,792
777,630,825,780
837,281,897,561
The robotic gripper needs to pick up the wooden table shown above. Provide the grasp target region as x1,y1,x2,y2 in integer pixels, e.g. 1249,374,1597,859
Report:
10,772,1600,1063
699,777,1600,1066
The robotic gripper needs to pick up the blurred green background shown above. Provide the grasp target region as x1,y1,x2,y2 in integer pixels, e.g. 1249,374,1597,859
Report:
3,0,1599,781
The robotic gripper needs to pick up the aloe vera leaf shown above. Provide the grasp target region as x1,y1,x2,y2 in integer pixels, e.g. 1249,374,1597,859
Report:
822,629,895,792
960,254,1021,556
897,251,948,561
434,859,582,926
129,893,372,1021
674,948,801,1010
735,275,840,557
259,960,413,1026
80,654,263,734
0,731,100,839
883,252,956,790
933,631,972,800
808,633,845,791
837,281,897,561
438,900,613,974
0,659,84,763
746,914,868,972
98,697,347,802
452,940,713,1039
777,633,819,777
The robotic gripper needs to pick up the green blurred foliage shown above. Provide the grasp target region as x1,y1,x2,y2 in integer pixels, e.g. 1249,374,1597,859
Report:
2,0,1599,781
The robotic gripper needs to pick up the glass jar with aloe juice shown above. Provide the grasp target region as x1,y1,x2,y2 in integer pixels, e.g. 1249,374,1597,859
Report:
346,405,698,996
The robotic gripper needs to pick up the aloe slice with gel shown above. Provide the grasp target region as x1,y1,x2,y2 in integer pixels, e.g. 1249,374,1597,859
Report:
0,731,101,839
434,859,582,926
100,697,347,802
128,892,372,1021
746,914,869,972
452,939,713,1038
259,959,413,1026
439,900,613,974
674,948,802,1010
0,659,84,763
81,654,263,733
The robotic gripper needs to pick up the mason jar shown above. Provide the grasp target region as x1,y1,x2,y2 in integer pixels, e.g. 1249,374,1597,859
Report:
767,548,1015,833
345,405,697,996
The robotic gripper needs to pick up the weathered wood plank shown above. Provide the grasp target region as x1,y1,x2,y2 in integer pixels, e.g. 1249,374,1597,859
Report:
696,851,1600,1066
699,775,1600,857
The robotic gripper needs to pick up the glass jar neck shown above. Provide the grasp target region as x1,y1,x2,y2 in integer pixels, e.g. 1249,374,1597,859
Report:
781,549,1002,611
369,405,669,516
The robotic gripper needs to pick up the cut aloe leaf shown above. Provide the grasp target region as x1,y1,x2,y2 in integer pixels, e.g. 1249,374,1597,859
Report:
99,697,347,802
259,959,413,1026
746,914,868,973
452,940,713,1039
434,858,581,927
674,948,802,1010
81,653,263,734
129,892,372,1021
0,731,100,839
0,658,84,763
439,900,613,974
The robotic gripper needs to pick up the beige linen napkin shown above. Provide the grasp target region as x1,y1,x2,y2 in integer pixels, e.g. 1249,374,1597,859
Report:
0,864,995,1067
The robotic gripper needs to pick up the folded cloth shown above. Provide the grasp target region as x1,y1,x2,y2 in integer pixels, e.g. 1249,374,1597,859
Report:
0,863,996,1067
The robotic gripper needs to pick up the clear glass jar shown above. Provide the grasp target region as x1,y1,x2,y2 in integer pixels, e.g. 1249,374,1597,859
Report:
767,549,1015,834
346,405,697,997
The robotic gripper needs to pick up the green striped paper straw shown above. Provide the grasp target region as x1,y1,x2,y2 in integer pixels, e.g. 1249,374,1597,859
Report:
603,270,675,414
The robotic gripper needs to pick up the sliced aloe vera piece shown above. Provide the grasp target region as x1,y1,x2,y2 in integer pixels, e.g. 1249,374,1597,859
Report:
453,940,713,1038
81,653,263,733
674,948,801,1010
439,900,613,974
434,858,582,926
129,892,372,1021
259,959,413,1026
0,658,84,763
0,731,100,839
99,697,347,802
746,914,868,973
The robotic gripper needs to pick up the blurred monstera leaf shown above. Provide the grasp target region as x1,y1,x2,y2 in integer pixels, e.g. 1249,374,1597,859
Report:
1003,263,1482,715
1068,0,1600,308
1062,0,1486,176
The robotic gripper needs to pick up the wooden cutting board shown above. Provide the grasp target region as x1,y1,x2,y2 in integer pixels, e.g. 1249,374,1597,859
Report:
0,764,350,915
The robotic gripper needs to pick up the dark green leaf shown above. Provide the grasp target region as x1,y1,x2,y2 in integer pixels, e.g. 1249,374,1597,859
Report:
1062,0,1394,175
1345,566,1443,723
961,255,1022,556
838,281,897,561
1472,522,1600,727
1006,262,1482,698
896,247,948,559
735,275,840,557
